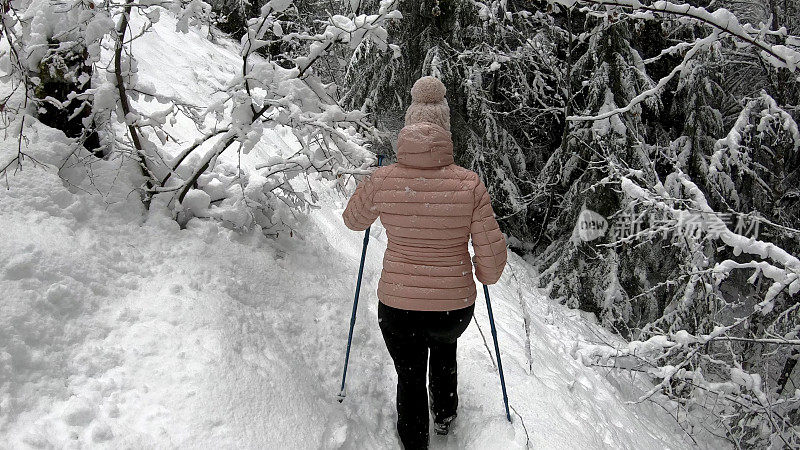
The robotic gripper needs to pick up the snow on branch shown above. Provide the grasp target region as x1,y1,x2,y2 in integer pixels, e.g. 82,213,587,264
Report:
620,172,800,281
567,33,719,122
553,0,800,69
708,92,800,208
1,0,400,234
554,0,800,123
160,0,401,233
574,169,800,445
576,215,795,441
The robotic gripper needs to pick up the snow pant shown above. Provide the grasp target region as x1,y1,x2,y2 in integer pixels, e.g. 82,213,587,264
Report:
377,301,475,450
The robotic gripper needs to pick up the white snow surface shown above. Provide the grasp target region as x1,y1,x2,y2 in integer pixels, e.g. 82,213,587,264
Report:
0,163,707,450
0,7,719,449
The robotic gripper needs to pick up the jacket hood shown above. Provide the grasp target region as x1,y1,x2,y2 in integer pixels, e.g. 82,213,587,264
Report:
396,122,454,169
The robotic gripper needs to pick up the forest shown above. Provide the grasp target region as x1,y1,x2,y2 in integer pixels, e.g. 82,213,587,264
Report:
1,0,799,447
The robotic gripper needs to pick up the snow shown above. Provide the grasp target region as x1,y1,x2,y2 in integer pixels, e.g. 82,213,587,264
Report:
182,189,212,214
591,89,627,138
0,6,718,449
0,159,710,449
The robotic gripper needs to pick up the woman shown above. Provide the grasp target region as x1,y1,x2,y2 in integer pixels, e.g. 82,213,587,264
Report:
342,76,507,449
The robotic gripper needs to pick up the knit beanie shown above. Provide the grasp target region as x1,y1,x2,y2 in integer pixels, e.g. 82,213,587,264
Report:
404,76,451,131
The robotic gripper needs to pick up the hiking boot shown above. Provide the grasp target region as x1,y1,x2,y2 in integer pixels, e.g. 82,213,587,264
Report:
433,414,456,435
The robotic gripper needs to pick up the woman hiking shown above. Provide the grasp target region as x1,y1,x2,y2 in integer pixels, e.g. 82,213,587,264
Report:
342,75,508,449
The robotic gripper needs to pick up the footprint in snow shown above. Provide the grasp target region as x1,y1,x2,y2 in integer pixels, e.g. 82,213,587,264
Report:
320,413,348,449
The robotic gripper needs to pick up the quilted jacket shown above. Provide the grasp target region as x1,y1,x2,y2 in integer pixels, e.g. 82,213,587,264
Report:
342,121,507,311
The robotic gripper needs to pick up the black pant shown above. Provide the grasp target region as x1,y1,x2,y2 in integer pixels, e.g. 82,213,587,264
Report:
378,301,474,450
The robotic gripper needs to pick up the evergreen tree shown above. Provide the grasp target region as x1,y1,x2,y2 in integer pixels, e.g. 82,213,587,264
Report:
666,46,726,194
537,13,661,332
343,0,566,243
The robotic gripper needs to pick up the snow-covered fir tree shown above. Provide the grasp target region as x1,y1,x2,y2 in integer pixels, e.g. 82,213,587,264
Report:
343,0,567,242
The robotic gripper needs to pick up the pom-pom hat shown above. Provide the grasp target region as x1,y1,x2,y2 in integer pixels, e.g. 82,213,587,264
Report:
404,76,451,131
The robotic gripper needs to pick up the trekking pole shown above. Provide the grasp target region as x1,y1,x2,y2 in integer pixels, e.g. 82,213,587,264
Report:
338,154,384,402
483,284,512,422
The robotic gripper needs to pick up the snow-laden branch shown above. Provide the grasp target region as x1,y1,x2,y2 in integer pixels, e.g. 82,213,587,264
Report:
556,0,800,122
621,171,800,279
553,0,800,68
568,33,718,122
708,93,800,207
672,174,800,301
573,166,800,441
155,0,401,233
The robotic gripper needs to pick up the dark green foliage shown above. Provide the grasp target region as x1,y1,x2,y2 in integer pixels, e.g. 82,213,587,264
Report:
34,42,101,155
345,0,566,245
209,0,259,38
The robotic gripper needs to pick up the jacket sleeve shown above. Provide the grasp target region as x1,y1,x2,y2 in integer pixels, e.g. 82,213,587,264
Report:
342,172,380,231
470,176,507,285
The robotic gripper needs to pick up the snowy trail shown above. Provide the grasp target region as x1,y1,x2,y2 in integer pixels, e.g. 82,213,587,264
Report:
0,162,698,449
0,7,710,449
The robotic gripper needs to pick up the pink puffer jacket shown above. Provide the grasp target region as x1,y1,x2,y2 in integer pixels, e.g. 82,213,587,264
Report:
342,122,507,311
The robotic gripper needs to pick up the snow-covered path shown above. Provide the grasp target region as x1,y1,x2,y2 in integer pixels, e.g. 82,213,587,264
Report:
0,162,699,449
0,7,711,449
